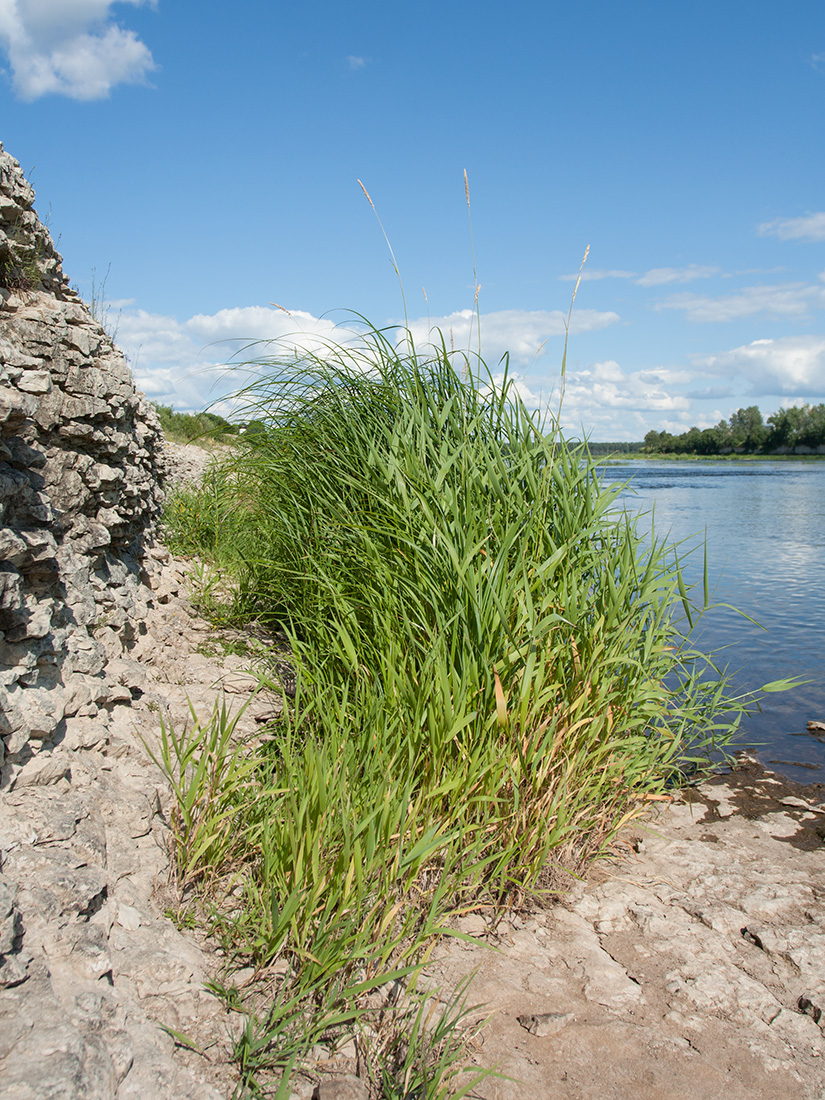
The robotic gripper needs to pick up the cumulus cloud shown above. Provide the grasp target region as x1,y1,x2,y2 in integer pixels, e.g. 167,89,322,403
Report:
655,282,825,322
116,308,198,366
482,372,547,410
114,299,825,438
478,356,693,440
550,359,693,440
184,305,354,349
113,302,622,412
346,55,366,69
403,307,620,366
563,360,691,415
691,336,825,397
758,212,825,243
635,264,719,287
117,304,409,409
0,0,156,100
100,296,825,441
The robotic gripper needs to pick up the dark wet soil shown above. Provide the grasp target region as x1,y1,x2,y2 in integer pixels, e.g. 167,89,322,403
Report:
684,756,825,850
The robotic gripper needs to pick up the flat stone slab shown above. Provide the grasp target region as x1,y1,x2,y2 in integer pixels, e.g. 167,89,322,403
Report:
424,761,825,1100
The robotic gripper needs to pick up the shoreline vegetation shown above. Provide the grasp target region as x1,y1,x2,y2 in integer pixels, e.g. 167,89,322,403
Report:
593,450,825,462
152,404,825,463
153,403,239,445
157,328,795,1098
594,402,825,459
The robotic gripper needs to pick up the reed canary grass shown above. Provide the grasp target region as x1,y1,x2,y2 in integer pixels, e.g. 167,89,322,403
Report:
157,324,792,1095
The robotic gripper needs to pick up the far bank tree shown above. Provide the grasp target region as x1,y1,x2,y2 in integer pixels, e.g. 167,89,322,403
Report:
644,403,825,455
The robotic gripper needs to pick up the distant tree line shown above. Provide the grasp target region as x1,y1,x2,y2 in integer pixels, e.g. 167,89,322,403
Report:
643,404,825,455
153,404,240,444
585,441,645,455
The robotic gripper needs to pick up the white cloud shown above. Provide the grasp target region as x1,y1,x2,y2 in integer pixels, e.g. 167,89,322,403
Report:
559,268,637,282
114,299,825,437
588,359,624,383
758,212,825,243
346,55,366,70
112,301,622,412
655,282,825,322
563,359,690,417
116,308,201,366
559,264,722,289
133,364,190,399
635,264,719,287
0,0,155,100
483,372,547,410
404,307,620,366
692,336,825,396
481,356,692,440
103,296,825,441
184,305,353,348
560,264,721,287
117,303,374,409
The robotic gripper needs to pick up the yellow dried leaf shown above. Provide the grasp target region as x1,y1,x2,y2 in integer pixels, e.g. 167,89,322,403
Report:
493,665,508,728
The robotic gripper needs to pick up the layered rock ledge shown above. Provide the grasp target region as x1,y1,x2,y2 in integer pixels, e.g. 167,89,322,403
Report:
0,141,166,776
0,545,283,1099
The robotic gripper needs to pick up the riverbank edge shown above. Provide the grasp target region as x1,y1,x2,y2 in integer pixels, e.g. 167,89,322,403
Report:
597,451,825,462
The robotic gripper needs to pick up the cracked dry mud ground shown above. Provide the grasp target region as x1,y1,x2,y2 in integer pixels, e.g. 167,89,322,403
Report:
427,766,825,1100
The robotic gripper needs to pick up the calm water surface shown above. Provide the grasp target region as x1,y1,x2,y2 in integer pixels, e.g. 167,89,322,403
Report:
599,460,825,782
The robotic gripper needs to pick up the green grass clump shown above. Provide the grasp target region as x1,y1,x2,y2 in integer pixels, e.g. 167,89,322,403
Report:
156,324,777,1095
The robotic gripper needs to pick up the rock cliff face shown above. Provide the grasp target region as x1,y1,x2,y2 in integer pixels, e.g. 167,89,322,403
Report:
0,145,235,1098
0,142,166,781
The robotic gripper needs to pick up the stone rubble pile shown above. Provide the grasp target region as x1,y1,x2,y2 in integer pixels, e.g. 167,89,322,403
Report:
163,441,226,490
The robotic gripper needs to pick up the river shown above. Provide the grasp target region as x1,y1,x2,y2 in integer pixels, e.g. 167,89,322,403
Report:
599,459,825,782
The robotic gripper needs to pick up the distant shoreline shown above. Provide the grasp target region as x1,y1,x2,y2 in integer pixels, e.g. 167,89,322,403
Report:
593,451,825,463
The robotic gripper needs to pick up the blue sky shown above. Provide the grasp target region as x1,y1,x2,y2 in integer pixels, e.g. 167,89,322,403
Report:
1,0,824,440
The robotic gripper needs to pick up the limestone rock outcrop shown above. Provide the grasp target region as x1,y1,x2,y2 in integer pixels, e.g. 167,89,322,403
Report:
0,144,266,1099
0,141,166,782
